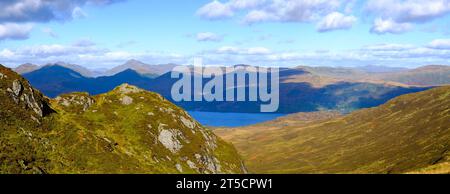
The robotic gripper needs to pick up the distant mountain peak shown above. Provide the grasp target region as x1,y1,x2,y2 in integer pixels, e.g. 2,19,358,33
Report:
125,59,144,64
43,62,94,77
115,68,142,76
106,60,176,77
53,61,67,66
14,63,40,74
415,64,450,71
111,83,146,96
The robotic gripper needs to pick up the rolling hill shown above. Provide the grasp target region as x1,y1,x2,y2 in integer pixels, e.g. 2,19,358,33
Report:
375,65,450,86
294,65,450,87
0,64,245,174
215,86,450,174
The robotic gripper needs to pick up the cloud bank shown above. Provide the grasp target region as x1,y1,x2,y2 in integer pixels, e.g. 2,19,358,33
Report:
0,0,124,40
2,39,450,68
197,0,450,34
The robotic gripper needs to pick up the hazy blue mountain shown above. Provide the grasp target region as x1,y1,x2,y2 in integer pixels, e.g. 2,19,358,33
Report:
104,59,177,77
14,62,96,77
46,62,96,77
23,65,153,98
13,63,40,74
23,65,92,98
23,65,432,113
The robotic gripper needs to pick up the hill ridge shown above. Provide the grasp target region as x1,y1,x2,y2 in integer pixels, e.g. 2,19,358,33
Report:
1,64,245,174
215,86,450,173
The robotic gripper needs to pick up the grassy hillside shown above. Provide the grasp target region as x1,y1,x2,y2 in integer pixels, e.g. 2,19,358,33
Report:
0,65,245,174
215,87,450,174
375,65,450,86
295,65,450,87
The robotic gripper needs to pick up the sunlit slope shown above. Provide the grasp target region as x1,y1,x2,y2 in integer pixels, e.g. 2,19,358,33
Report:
0,64,245,174
215,87,450,174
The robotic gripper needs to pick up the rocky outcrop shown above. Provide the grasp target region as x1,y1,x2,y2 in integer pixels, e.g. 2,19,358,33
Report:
120,95,133,105
1,65,54,119
179,116,196,129
116,83,143,94
0,68,246,174
158,126,183,153
54,93,94,111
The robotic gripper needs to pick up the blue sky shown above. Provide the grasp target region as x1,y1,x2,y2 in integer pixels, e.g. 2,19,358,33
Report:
1,0,450,68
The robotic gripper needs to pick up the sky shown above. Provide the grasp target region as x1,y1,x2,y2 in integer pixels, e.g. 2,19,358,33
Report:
0,0,450,69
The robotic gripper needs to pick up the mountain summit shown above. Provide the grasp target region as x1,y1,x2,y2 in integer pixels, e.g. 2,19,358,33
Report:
0,64,245,174
105,59,177,77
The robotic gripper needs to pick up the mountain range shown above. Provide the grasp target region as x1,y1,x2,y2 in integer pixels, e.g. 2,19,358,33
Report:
214,86,450,174
14,62,96,77
0,64,246,174
13,60,177,78
19,63,441,114
2,62,449,174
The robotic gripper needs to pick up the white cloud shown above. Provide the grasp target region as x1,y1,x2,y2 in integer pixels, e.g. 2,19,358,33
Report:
198,0,345,24
358,43,450,60
0,0,124,23
370,18,412,34
366,0,450,34
217,46,240,54
247,47,271,55
72,6,88,19
215,46,271,55
196,32,223,42
1,41,450,68
228,0,265,9
243,10,275,24
18,44,104,58
202,43,450,67
427,39,450,50
196,1,450,34
242,0,341,24
0,42,187,68
316,12,357,32
197,0,356,31
0,49,15,58
0,23,33,40
366,0,450,23
0,0,124,41
363,43,416,51
196,1,234,20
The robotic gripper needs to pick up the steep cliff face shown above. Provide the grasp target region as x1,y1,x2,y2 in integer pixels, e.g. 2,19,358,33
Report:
0,65,54,121
0,65,55,173
0,65,245,174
